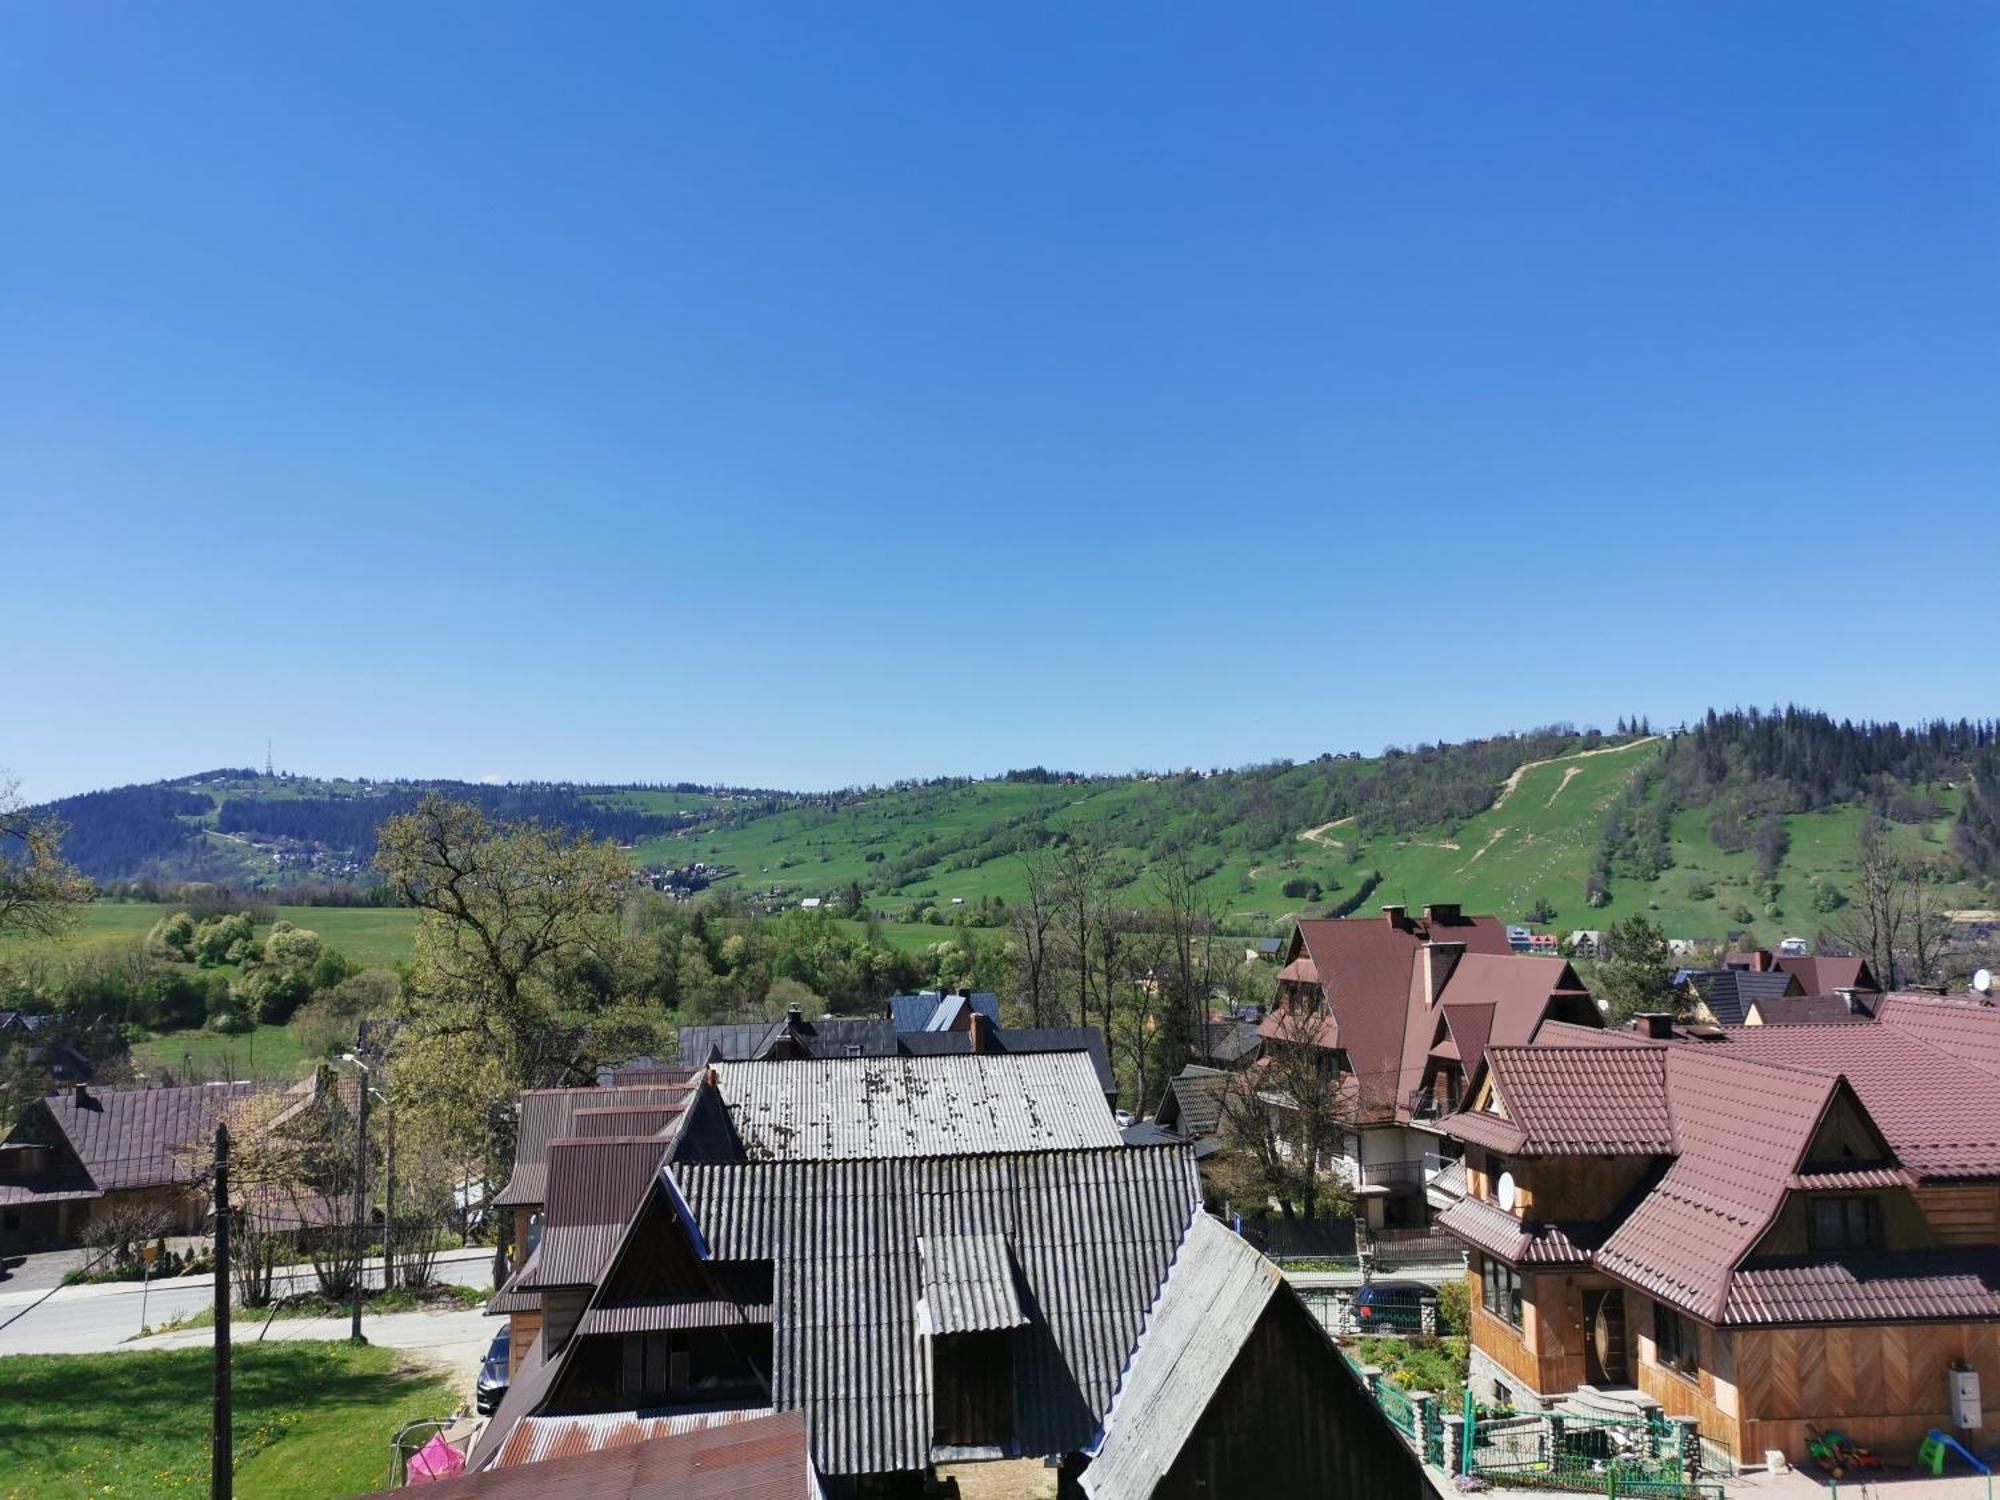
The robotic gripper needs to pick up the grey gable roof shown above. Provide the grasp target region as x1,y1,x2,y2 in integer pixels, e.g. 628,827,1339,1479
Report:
1081,1214,1282,1500
674,1148,1203,1477
898,1027,1118,1097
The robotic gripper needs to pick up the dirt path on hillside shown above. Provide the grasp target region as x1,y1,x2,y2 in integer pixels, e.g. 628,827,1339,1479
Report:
1298,816,1354,847
1464,826,1510,864
1544,765,1583,807
1490,735,1661,812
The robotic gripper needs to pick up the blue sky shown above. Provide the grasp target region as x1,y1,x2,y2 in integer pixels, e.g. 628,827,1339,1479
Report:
5,3,1996,801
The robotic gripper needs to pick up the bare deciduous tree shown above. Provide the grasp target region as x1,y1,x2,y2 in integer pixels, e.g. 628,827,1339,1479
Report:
0,775,93,940
1214,999,1354,1222
1835,818,1952,988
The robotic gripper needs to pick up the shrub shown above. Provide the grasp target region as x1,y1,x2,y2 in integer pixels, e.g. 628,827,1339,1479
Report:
1435,1277,1469,1336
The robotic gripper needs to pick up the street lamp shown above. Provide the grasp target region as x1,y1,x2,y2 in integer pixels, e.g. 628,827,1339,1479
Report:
339,1053,373,1343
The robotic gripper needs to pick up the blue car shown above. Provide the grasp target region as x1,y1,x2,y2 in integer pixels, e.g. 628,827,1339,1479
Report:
475,1326,510,1416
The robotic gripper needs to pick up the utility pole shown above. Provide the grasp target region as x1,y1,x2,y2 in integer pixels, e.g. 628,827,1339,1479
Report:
212,1123,231,1500
380,1095,396,1295
350,1070,370,1342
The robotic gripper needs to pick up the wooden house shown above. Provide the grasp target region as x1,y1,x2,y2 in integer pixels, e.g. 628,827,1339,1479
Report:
1435,997,2000,1469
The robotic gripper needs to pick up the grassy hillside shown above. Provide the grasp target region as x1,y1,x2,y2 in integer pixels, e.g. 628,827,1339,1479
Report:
0,903,418,971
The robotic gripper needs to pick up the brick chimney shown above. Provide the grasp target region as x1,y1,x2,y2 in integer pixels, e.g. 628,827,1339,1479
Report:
1635,1013,1675,1040
1423,903,1462,925
969,1010,993,1054
785,1004,804,1028
1422,942,1465,1005
1752,949,1774,973
1382,904,1409,930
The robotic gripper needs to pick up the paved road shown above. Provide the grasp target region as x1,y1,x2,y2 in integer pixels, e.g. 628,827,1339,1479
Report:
0,1247,497,1360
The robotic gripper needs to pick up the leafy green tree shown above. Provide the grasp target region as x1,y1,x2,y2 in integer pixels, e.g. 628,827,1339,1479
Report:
1593,913,1675,1023
0,776,93,940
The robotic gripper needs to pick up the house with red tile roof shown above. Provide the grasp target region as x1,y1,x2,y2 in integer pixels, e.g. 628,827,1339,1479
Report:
1434,996,2000,1469
1259,902,1603,1228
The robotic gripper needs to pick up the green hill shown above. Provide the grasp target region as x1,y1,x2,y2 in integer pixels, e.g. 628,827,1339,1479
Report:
28,709,2000,952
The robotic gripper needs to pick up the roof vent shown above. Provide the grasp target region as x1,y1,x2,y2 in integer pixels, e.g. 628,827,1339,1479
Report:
71,1083,88,1105
1634,1013,1675,1040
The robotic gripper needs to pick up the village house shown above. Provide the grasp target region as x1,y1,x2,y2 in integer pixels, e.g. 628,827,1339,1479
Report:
1434,994,2000,1470
475,1050,1417,1496
0,1079,260,1251
1262,903,1603,1228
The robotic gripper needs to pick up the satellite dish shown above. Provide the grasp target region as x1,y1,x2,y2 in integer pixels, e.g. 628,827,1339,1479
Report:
1497,1171,1518,1212
1975,969,1993,996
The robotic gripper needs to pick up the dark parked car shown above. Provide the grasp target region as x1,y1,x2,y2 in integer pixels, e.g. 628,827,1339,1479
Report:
1350,1280,1431,1331
475,1325,510,1416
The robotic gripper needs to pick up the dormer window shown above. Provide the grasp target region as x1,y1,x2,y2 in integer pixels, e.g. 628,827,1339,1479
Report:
1809,1196,1881,1252
918,1233,1025,1458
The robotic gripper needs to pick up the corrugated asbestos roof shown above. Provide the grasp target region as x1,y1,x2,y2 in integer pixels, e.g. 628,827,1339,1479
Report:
917,1233,1026,1333
387,1408,819,1499
674,1146,1203,1476
1079,1214,1281,1500
712,1052,1121,1160
495,1407,780,1468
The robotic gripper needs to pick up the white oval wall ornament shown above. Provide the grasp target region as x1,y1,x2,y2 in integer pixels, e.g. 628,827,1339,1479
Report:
1497,1171,1518,1212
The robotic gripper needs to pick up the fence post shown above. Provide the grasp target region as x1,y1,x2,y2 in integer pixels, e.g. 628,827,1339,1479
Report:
1421,1295,1438,1337
1443,1411,1466,1475
1411,1391,1435,1460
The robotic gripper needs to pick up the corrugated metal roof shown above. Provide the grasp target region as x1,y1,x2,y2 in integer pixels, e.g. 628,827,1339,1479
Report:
497,1083,694,1208
674,1146,1202,1477
494,1407,779,1468
712,1052,1121,1160
386,1408,818,1499
34,1080,261,1193
917,1233,1026,1333
1080,1214,1281,1500
535,1138,675,1286
577,1299,773,1336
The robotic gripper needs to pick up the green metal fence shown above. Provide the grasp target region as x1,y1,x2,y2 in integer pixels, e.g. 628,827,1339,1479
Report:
1376,1379,1418,1439
1460,1391,1723,1500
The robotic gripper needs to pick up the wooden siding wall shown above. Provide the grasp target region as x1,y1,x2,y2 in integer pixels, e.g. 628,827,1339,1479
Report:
1915,1183,2000,1246
1154,1293,1432,1500
1526,1273,1589,1396
1734,1323,2000,1465
1634,1312,1740,1458
1525,1158,1654,1223
508,1310,542,1378
1754,1189,1935,1256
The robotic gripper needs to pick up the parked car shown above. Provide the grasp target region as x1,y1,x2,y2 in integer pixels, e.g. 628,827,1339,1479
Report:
1350,1280,1431,1330
475,1325,510,1416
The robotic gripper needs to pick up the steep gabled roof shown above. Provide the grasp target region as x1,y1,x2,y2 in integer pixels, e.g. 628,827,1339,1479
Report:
532,1137,679,1287
1450,1045,1674,1156
1593,1050,1839,1322
674,1148,1203,1477
1154,1065,1228,1140
1685,969,1800,1025
1080,1214,1283,1500
35,1081,261,1193
1776,955,1879,996
496,1081,695,1209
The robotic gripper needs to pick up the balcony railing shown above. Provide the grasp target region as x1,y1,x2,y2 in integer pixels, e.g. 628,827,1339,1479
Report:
1356,1158,1429,1189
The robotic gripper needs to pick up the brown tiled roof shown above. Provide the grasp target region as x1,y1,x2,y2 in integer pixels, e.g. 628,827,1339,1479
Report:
1877,992,2000,1079
576,1299,773,1336
396,1408,814,1498
1702,1023,2000,1180
1471,1045,1675,1155
1776,955,1878,996
38,1081,261,1193
1594,1050,1837,1321
1436,1193,1599,1266
1723,1254,2000,1326
495,1083,693,1208
1397,954,1596,1120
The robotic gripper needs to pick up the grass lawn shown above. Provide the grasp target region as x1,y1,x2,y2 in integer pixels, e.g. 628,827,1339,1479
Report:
0,903,419,974
0,1341,459,1499
131,1022,317,1084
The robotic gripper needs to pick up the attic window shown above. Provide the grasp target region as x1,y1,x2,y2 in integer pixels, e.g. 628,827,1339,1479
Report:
1809,1196,1881,1252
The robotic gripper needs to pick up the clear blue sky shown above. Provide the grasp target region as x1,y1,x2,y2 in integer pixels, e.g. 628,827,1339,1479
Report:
5,3,1997,802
